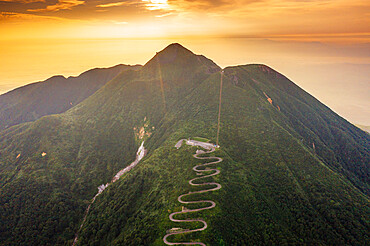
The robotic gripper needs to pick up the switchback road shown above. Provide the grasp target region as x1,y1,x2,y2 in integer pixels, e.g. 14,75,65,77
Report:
163,140,222,246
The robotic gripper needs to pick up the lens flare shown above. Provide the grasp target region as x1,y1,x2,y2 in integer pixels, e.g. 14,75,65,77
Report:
157,58,167,113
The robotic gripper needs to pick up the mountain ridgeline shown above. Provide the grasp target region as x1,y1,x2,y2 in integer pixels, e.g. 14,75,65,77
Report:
0,43,368,245
0,64,141,130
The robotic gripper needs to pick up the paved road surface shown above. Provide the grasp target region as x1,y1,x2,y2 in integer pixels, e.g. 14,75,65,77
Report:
163,140,222,245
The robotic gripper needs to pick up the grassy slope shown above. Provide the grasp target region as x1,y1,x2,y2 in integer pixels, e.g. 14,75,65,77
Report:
77,70,369,245
224,65,369,195
0,69,146,245
0,64,141,131
0,44,220,245
0,44,368,245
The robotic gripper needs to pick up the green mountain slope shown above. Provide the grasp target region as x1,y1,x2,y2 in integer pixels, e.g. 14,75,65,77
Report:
0,64,141,131
356,125,370,134
222,64,369,195
0,44,368,245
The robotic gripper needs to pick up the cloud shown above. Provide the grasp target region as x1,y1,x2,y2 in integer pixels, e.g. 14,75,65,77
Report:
155,12,172,17
0,9,72,35
96,1,131,8
0,0,45,2
167,0,259,11
27,0,85,12
1,0,369,42
96,0,170,11
142,0,170,10
0,11,63,21
169,0,229,8
112,20,128,24
97,0,170,11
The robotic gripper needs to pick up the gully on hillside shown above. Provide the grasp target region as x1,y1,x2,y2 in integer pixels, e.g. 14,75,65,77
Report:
72,142,147,246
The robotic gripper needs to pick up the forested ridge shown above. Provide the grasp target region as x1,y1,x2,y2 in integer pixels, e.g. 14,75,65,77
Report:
0,44,368,245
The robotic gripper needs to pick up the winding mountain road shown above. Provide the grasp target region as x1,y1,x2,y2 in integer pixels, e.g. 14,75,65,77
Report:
163,140,222,245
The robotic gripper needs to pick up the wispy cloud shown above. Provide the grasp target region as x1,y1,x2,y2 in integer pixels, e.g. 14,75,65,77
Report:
167,0,254,11
113,20,128,24
155,12,172,17
96,1,131,8
142,0,170,10
0,0,45,2
97,0,170,11
0,11,64,21
0,0,369,42
27,0,85,12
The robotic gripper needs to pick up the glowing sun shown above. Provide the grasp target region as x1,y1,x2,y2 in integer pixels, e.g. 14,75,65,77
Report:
143,0,169,10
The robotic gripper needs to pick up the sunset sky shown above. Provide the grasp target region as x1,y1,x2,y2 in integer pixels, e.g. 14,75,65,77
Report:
0,0,369,124
1,0,369,40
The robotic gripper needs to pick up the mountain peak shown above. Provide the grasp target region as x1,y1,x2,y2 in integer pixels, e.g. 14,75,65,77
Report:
45,75,66,82
153,43,195,63
163,43,193,52
143,43,220,74
1,45,370,246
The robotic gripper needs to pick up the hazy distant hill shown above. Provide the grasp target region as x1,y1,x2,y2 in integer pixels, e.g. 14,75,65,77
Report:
0,64,141,130
0,44,368,245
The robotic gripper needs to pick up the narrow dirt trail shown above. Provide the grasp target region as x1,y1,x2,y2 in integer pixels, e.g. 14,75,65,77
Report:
163,141,222,245
72,142,146,246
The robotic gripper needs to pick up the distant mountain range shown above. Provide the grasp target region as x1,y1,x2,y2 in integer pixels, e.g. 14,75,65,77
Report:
0,44,368,245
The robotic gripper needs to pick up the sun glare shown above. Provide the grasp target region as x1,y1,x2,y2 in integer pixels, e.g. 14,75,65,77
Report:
142,0,169,10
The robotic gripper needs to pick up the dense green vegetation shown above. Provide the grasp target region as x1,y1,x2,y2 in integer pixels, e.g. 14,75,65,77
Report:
222,64,369,195
193,137,211,142
0,43,369,245
0,64,141,131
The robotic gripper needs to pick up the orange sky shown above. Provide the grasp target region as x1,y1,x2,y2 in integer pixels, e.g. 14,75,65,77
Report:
0,0,369,125
1,0,369,41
